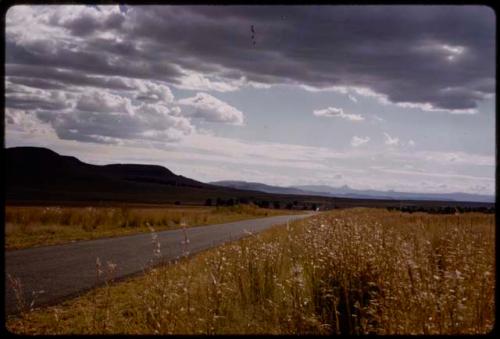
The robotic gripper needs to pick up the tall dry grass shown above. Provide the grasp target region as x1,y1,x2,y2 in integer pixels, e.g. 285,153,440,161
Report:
5,204,285,249
6,208,495,334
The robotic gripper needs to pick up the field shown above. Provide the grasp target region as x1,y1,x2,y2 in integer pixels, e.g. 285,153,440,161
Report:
6,208,495,334
5,204,295,250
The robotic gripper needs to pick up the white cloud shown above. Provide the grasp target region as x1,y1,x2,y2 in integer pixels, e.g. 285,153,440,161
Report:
416,151,494,167
408,139,416,147
351,136,370,147
348,94,358,103
415,41,466,63
177,92,244,125
5,108,54,135
76,90,134,115
6,79,195,145
302,84,479,114
371,166,494,183
383,132,399,146
305,84,478,115
175,71,242,92
313,106,364,121
134,80,175,103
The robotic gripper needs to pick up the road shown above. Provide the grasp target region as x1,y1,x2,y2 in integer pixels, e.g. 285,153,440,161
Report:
5,213,315,315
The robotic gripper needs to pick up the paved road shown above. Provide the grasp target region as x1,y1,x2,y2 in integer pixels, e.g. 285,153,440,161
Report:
5,213,314,315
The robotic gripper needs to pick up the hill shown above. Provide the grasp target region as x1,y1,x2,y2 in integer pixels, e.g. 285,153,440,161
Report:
5,147,494,212
211,180,494,203
5,147,240,205
210,181,309,195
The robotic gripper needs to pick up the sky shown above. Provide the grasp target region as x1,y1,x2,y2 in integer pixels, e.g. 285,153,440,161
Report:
4,5,496,195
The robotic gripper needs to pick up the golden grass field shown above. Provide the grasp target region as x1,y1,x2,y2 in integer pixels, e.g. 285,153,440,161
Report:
5,204,294,250
6,208,495,334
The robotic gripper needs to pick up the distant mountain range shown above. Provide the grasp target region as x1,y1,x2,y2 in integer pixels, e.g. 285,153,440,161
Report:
209,181,308,195
4,147,347,207
210,181,494,203
5,147,494,208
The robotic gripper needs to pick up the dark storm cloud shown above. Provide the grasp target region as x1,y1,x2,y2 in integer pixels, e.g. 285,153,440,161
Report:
7,76,70,90
6,96,70,111
6,38,183,82
116,5,493,111
6,5,495,113
53,9,125,36
6,64,136,91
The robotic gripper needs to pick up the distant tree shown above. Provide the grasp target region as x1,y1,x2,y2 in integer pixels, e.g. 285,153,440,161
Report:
240,197,249,204
443,206,453,214
311,203,317,211
174,201,181,205
293,200,299,206
286,202,293,210
205,198,213,206
260,200,270,208
227,198,235,206
273,201,281,209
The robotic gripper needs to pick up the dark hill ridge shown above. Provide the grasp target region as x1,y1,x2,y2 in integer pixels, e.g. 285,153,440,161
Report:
5,147,494,211
5,147,328,206
5,147,227,204
102,164,203,187
6,146,206,188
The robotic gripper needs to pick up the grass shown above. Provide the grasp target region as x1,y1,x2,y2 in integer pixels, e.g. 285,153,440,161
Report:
5,204,297,250
6,208,495,334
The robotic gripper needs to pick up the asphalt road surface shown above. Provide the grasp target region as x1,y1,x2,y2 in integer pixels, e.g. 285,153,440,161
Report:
5,213,315,315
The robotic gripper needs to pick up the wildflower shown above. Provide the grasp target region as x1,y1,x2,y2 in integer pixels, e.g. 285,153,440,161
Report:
107,261,117,272
96,257,103,276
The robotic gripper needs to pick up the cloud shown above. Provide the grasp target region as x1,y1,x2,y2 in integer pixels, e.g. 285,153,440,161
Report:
176,71,242,92
76,90,134,115
6,5,494,113
3,5,495,196
313,107,364,121
38,97,193,144
5,83,75,111
351,136,370,147
177,92,244,125
6,49,246,144
348,94,358,103
134,80,175,103
416,151,494,166
5,77,194,145
5,108,54,135
371,166,493,183
36,99,194,144
6,64,137,91
383,132,399,146
408,139,416,147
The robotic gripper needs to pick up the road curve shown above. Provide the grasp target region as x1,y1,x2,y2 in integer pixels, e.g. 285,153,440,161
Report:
5,213,315,315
